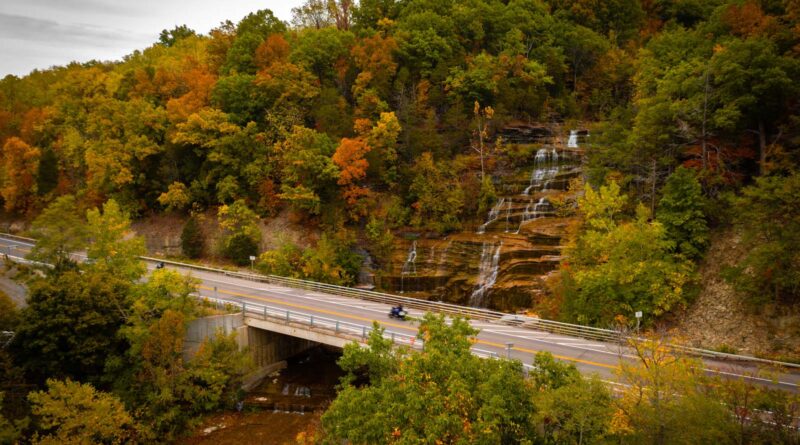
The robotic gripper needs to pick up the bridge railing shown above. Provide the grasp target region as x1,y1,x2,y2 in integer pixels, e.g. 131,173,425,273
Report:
201,296,423,350
3,233,800,370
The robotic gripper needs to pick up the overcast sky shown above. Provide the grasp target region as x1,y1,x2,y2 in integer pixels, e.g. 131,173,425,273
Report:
0,0,304,77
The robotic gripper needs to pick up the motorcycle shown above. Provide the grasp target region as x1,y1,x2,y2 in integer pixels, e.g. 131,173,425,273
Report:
388,306,408,320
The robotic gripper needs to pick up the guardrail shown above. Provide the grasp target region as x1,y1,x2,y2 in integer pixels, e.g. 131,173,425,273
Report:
3,233,800,370
201,295,423,350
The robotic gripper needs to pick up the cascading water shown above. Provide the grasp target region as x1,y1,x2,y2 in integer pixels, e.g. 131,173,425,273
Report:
469,242,502,307
567,129,579,148
400,240,417,293
515,197,549,233
523,149,560,195
477,197,505,234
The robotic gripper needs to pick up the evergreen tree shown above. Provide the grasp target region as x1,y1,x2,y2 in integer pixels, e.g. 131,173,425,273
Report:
180,216,204,259
656,167,709,259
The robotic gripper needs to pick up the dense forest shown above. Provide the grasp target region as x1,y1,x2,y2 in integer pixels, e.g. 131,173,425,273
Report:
2,0,800,324
2,0,800,442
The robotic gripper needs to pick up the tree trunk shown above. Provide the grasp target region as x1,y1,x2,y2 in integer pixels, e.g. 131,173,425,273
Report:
758,119,767,176
651,159,657,216
701,70,709,170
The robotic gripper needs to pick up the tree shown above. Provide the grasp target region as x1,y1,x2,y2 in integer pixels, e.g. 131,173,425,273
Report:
217,199,261,264
656,167,709,259
28,195,88,270
322,314,539,443
157,181,190,212
28,379,139,444
562,182,696,326
408,152,465,233
158,25,196,47
333,137,372,220
471,101,494,182
10,270,130,383
221,9,287,75
726,173,800,305
86,199,146,281
0,136,40,213
180,215,204,259
112,270,250,440
710,37,799,175
275,126,339,215
614,336,737,444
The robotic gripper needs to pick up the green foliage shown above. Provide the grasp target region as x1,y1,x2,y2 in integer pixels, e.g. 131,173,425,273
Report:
10,270,129,383
0,290,18,331
0,393,24,445
221,9,286,75
159,25,197,47
86,199,146,281
408,152,464,233
323,314,540,444
365,216,395,268
180,215,204,259
28,195,87,270
725,173,800,305
562,182,696,326
275,126,339,215
257,234,361,285
657,167,709,259
225,233,259,266
112,270,250,440
217,199,261,264
28,379,139,444
477,175,497,217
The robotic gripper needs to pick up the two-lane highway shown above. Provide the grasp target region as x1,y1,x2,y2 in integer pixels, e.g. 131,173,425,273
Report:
2,234,799,392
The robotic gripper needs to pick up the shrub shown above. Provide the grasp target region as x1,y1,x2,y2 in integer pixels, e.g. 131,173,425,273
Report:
180,216,204,259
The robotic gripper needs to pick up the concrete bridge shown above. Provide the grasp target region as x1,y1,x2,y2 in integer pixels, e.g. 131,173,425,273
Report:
2,233,800,393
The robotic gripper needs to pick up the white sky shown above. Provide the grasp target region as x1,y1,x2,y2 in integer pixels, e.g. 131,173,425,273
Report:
0,0,304,77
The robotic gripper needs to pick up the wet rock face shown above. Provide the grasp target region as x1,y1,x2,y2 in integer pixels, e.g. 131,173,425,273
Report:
377,125,586,312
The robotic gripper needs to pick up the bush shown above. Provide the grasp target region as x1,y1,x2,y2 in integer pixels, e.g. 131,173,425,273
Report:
180,216,204,259
225,233,259,266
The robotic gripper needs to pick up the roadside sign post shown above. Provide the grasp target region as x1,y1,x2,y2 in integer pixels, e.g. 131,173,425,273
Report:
505,342,514,359
249,255,256,271
635,311,643,335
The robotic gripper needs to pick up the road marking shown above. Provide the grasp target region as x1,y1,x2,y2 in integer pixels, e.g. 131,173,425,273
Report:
199,283,620,371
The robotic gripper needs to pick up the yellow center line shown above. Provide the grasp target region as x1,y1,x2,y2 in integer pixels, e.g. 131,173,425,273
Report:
200,284,618,371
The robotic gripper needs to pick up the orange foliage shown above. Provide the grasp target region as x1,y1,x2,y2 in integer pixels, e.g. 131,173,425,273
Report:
351,34,398,84
166,63,217,122
255,34,290,69
333,137,371,186
1,136,40,212
19,107,53,145
332,137,372,219
723,1,775,38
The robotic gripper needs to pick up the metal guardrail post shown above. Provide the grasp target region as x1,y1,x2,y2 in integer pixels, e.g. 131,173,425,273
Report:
263,306,267,319
391,332,395,343
310,315,314,327
335,321,340,334
286,310,290,323
362,326,366,340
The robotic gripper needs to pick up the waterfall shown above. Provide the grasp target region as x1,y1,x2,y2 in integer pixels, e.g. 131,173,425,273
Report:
477,197,505,234
400,240,417,293
567,130,579,148
401,240,417,275
523,148,560,195
515,197,549,233
469,242,502,307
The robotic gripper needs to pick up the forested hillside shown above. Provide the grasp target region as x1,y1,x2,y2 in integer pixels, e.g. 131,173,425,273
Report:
1,0,800,338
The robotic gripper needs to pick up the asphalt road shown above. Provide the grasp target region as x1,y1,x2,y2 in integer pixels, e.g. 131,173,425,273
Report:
2,236,799,392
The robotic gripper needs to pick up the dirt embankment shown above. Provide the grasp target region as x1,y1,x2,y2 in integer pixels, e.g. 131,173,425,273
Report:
131,209,319,260
672,228,800,360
